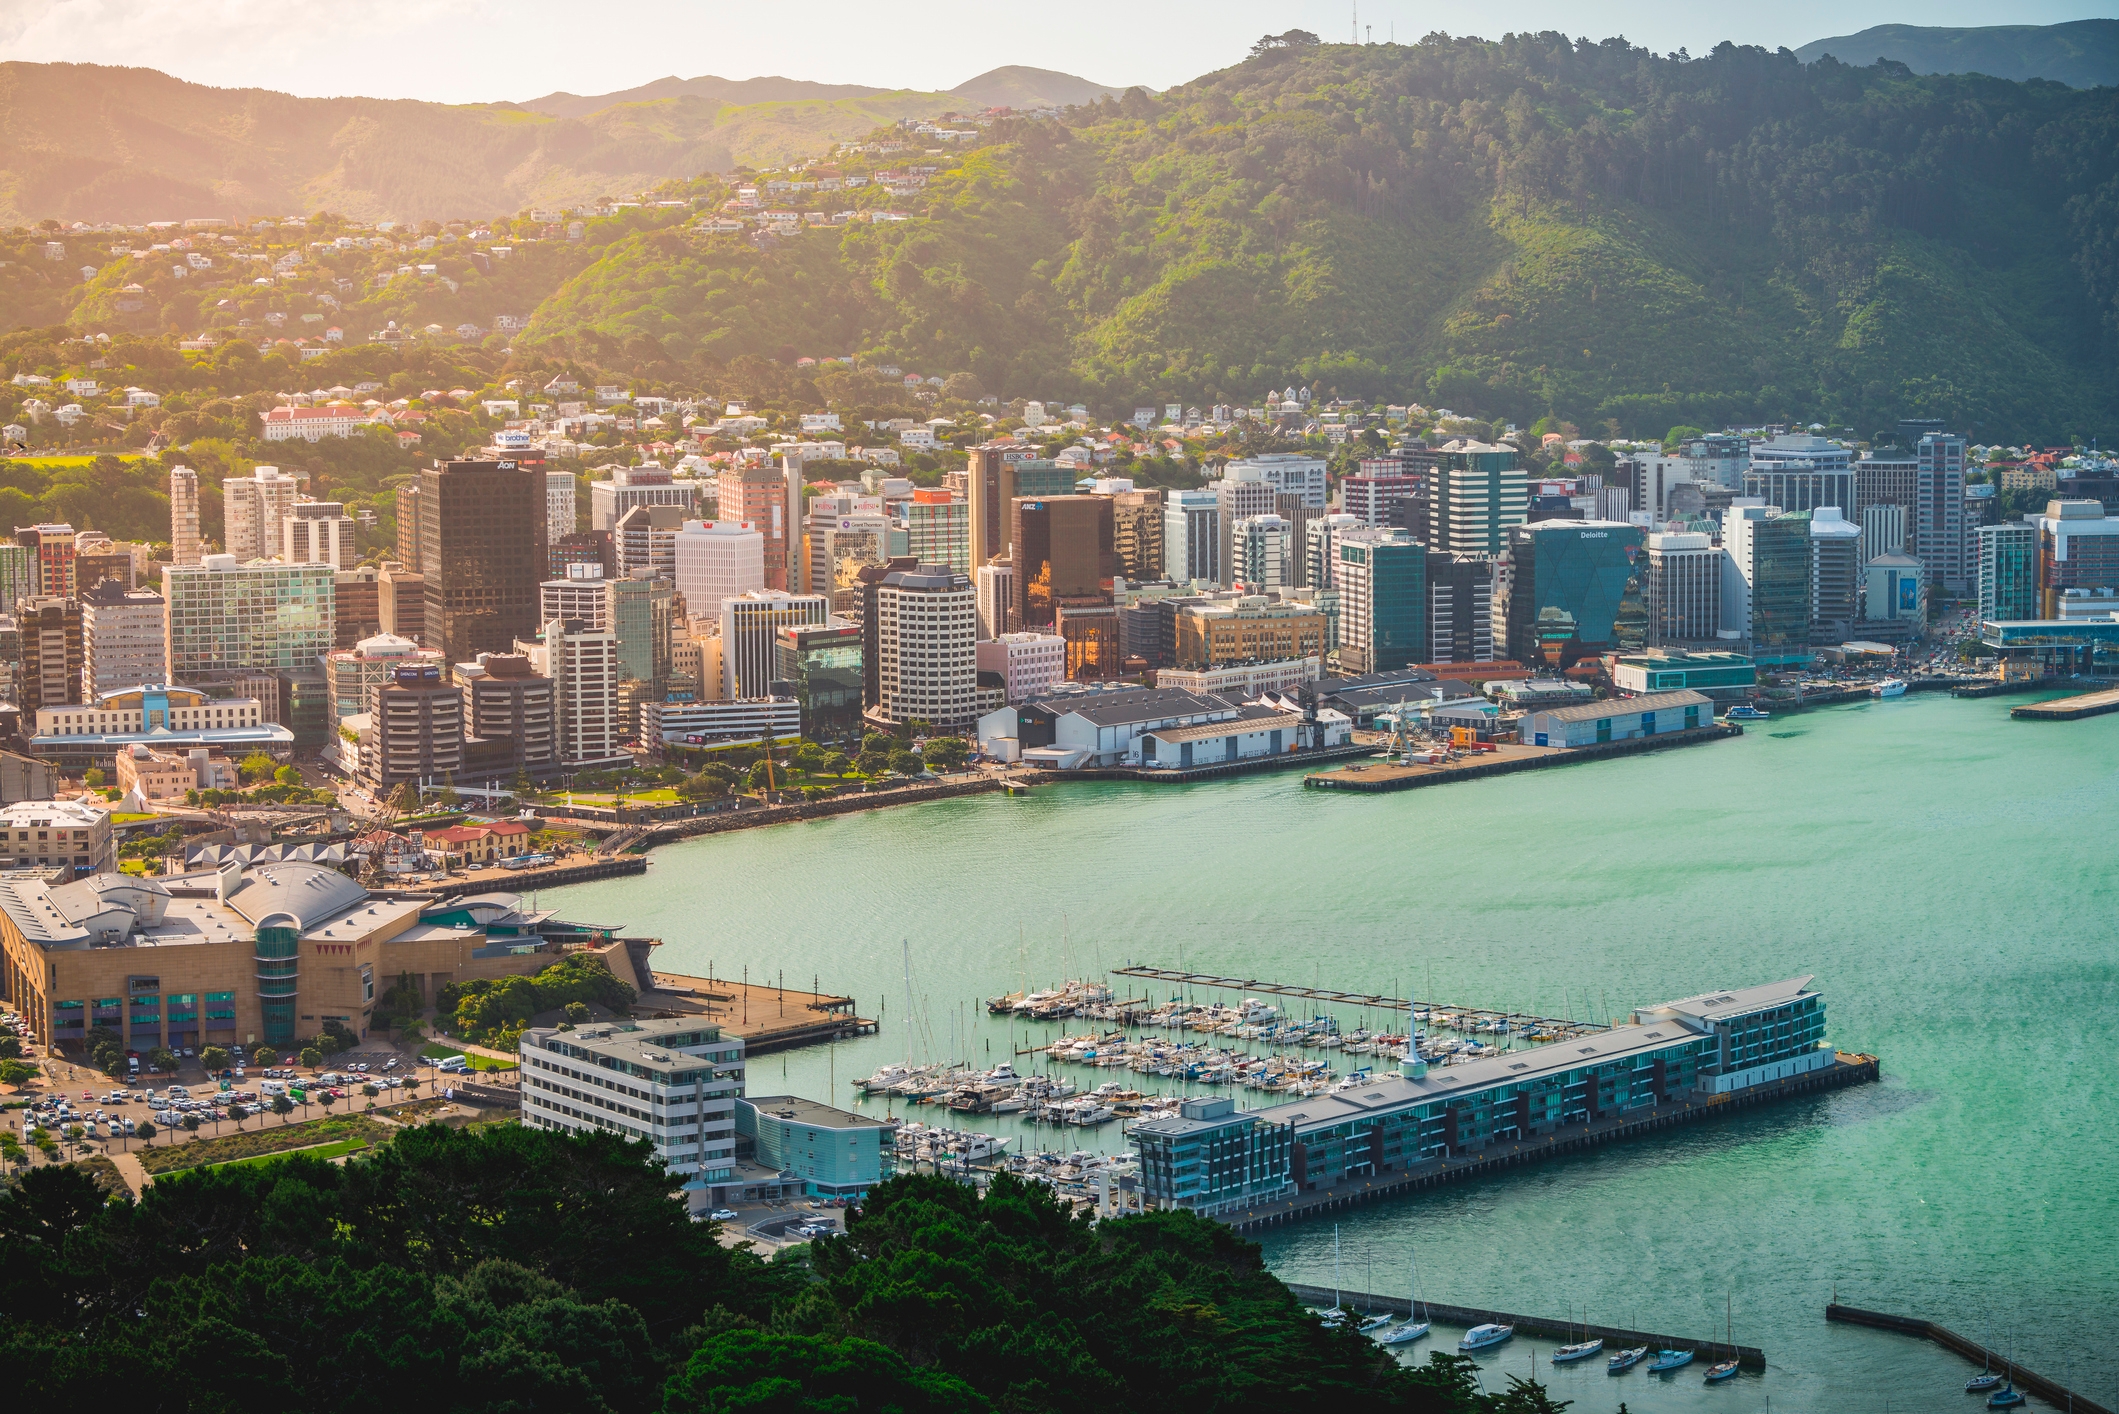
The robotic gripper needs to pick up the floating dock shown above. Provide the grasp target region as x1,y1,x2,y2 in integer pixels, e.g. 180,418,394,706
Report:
1221,1054,1878,1231
1111,965,1607,1043
1304,724,1738,793
2010,686,2119,720
1284,1282,1764,1370
1828,1304,2111,1414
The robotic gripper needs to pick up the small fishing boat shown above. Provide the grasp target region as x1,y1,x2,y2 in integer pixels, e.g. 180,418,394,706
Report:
1553,1339,1605,1364
1646,1349,1695,1373
1725,704,1770,721
1705,1360,1739,1382
1607,1346,1649,1373
1459,1323,1514,1352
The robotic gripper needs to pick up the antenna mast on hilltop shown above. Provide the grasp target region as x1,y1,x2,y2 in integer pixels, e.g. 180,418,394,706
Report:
1352,3,1358,44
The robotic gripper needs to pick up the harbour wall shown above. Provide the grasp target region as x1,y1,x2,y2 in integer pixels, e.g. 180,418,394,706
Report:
1827,1304,2111,1414
1280,1283,1765,1370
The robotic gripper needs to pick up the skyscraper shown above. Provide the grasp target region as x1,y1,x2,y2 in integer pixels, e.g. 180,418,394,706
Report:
1430,440,1527,554
418,458,547,664
1860,503,1907,567
866,565,977,731
614,504,687,581
283,502,355,569
899,493,971,573
975,561,1016,640
14,523,76,598
163,557,335,679
717,463,791,590
1162,489,1219,584
81,581,166,696
1334,528,1426,673
720,590,827,699
1011,496,1114,628
1503,521,1647,668
221,466,298,561
1808,508,1863,645
169,466,200,566
590,463,696,531
673,520,765,622
1213,465,1278,590
546,470,578,543
1751,511,1814,665
607,572,677,692
16,597,82,714
1977,520,2038,624
1915,432,1969,594
1424,551,1500,663
1642,532,1721,643
1108,487,1165,581
1232,514,1292,592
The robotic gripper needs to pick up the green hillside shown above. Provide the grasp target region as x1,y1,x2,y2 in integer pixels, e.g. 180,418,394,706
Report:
522,35,2119,442
1795,20,2119,88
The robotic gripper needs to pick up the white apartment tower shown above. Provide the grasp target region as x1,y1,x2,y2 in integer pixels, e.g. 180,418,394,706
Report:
974,560,1016,640
1163,489,1220,585
169,466,200,566
222,466,298,561
870,565,977,731
546,470,577,543
283,502,356,569
1232,514,1292,592
673,520,764,622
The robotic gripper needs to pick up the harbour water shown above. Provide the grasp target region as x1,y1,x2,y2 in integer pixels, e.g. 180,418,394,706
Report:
543,692,2119,1413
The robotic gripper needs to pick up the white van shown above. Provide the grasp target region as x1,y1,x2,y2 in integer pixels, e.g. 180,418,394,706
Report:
434,1055,469,1074
259,1080,287,1096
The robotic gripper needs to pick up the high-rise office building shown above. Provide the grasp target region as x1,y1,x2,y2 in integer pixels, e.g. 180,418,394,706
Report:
520,619,625,768
1334,528,1426,673
465,652,559,780
14,523,76,598
1232,514,1292,592
775,620,863,740
1306,513,1362,592
1163,489,1219,584
1915,432,1969,594
1677,433,1750,491
1855,445,1918,521
967,445,1052,570
975,561,1015,640
614,503,686,581
1213,465,1279,589
1172,598,1326,669
1808,508,1863,644
1430,441,1527,554
1503,521,1647,668
673,520,764,622
283,501,355,568
540,563,611,629
551,529,614,581
1642,532,1722,643
608,572,677,695
222,466,299,561
1222,453,1328,509
1751,511,1815,664
169,466,200,566
720,590,827,700
1620,452,1693,524
717,464,791,590
394,482,422,571
324,632,443,722
80,581,166,696
379,562,424,645
418,458,547,664
1860,503,1908,567
1342,472,1420,527
899,493,971,573
546,470,578,542
0,543,32,617
1720,500,1777,641
1011,496,1114,628
363,664,463,787
335,566,381,647
1424,551,1500,663
1273,492,1319,587
1108,487,1165,581
163,557,334,679
866,565,977,731
2033,498,2119,618
590,463,696,532
1977,520,2038,623
16,597,82,714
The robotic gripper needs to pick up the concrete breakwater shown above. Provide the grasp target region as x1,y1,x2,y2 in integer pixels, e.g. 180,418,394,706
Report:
1281,1281,1765,1370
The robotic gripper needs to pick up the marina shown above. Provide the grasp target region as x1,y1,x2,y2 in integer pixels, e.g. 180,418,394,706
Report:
541,692,2119,1413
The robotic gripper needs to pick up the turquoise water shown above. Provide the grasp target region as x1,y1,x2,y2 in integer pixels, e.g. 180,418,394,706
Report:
542,693,2119,1413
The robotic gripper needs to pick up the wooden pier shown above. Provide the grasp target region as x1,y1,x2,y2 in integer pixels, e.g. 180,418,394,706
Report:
1110,965,1607,1042
1304,723,1738,793
2010,685,2119,720
1828,1304,2111,1414
1221,1055,1879,1232
1283,1282,1764,1370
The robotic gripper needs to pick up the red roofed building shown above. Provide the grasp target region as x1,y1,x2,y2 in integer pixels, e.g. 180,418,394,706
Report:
414,819,535,866
261,404,363,442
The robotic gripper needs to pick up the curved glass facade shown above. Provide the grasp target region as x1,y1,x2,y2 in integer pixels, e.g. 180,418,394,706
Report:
254,925,300,1045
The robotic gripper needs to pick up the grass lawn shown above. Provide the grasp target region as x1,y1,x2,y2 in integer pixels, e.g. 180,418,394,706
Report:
419,1041,516,1071
547,788,682,806
137,1114,393,1175
205,1137,368,1171
110,813,160,824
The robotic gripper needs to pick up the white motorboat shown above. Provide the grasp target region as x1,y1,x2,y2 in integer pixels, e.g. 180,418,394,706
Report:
1459,1323,1514,1352
1873,678,1908,698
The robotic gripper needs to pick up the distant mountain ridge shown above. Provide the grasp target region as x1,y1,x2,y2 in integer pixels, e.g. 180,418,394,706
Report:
1795,19,2119,88
519,65,1129,119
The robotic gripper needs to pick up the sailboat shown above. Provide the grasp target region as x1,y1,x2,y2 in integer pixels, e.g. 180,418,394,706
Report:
1984,1331,2026,1407
1966,1330,2005,1394
1705,1293,1739,1381
1377,1249,1430,1346
1315,1225,1347,1326
1550,1305,1602,1364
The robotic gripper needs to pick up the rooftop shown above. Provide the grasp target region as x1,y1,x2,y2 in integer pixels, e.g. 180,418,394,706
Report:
741,1094,897,1132
1533,688,1711,722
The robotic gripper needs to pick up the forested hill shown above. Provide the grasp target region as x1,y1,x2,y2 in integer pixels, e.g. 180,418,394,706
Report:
526,34,2119,442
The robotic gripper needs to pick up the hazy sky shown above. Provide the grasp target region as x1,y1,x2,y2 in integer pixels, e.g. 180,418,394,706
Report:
3,0,2114,101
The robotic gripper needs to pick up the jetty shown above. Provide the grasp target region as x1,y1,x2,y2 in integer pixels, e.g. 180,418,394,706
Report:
1304,723,1737,793
2010,685,2119,720
1221,1054,1878,1231
1828,1304,2111,1414
1110,964,1606,1043
1283,1282,1764,1370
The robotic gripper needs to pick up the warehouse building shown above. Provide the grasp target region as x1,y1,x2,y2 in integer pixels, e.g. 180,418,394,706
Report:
1523,688,1711,747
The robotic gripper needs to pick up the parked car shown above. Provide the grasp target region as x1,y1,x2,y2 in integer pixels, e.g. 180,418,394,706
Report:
708,1208,739,1222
